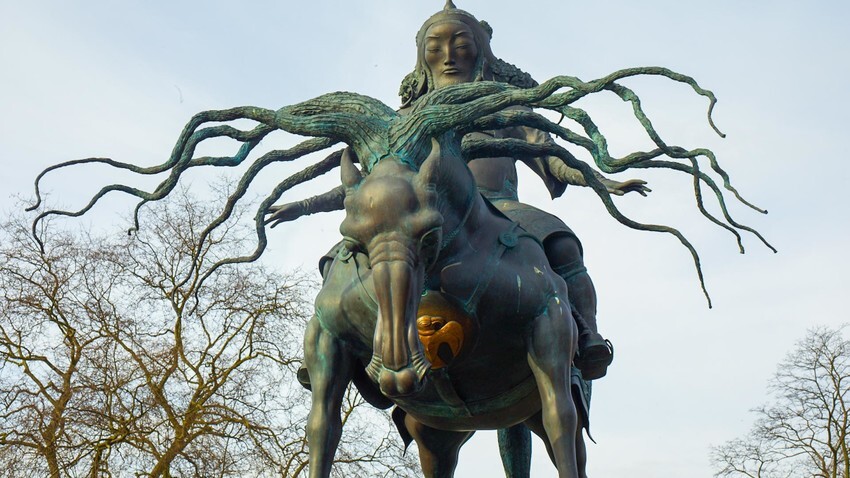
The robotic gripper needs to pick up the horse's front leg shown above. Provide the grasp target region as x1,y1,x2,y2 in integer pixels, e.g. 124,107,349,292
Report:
527,294,579,477
304,316,355,478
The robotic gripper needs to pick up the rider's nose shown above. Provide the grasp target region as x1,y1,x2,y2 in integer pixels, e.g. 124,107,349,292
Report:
443,46,455,65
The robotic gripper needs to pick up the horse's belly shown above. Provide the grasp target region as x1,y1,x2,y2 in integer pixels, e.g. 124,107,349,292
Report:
396,372,542,431
388,336,541,430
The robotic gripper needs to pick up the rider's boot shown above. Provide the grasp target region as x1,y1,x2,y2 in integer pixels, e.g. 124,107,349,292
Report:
571,308,613,380
553,258,613,380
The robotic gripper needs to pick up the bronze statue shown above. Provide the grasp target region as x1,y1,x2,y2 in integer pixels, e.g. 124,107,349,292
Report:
267,4,652,474
27,2,775,477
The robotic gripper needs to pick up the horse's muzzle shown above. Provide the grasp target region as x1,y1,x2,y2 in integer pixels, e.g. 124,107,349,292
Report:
369,251,430,397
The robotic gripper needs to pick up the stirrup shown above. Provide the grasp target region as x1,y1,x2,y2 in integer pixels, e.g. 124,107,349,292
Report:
297,365,312,390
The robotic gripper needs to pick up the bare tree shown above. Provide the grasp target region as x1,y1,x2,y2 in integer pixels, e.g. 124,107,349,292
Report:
0,216,109,477
711,326,850,478
0,192,419,477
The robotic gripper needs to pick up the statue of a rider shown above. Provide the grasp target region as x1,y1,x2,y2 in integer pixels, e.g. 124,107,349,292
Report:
266,2,650,474
27,2,774,477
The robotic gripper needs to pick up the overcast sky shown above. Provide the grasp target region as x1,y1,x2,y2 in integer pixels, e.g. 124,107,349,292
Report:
2,1,849,476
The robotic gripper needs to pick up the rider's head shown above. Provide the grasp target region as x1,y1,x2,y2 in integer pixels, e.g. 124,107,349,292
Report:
421,20,480,90
417,2,493,86
400,1,538,107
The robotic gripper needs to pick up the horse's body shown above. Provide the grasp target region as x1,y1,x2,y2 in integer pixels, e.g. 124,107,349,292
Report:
304,134,581,477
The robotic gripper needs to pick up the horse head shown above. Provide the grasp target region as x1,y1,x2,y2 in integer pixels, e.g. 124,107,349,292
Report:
339,137,471,397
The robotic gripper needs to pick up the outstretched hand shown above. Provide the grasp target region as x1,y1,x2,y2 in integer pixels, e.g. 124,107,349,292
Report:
603,179,651,197
265,202,306,228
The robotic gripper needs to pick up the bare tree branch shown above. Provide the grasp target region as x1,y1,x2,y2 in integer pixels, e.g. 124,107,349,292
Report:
711,326,850,478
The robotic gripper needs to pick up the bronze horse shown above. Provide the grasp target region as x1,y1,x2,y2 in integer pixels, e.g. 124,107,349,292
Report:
306,129,581,477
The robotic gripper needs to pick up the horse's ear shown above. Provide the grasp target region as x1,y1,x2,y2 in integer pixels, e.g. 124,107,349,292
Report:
417,138,442,187
340,147,363,190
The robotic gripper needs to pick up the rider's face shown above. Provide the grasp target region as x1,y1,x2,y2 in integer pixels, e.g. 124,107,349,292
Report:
423,21,479,90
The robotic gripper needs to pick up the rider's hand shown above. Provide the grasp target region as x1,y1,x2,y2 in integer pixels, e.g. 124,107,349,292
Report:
603,179,651,197
265,202,306,227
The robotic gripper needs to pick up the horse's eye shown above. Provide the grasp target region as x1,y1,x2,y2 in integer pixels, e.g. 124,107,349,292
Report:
419,227,442,269
342,237,364,254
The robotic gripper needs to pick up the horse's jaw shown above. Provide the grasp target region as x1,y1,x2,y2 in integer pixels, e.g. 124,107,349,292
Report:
366,257,431,398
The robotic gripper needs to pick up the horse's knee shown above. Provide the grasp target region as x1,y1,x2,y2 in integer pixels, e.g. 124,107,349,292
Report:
313,290,337,321
307,408,333,436
550,404,577,424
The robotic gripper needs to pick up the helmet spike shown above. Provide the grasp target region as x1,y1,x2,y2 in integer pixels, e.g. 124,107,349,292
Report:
444,0,457,11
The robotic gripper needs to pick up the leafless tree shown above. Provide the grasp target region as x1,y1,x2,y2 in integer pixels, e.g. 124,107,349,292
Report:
0,215,107,477
711,326,850,478
0,192,419,477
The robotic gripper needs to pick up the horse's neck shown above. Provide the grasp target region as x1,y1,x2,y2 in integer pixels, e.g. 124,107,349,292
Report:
437,156,509,260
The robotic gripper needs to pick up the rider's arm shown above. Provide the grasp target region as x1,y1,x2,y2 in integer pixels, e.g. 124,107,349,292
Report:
516,120,650,197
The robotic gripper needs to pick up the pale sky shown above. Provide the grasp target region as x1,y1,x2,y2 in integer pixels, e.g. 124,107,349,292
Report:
1,1,849,476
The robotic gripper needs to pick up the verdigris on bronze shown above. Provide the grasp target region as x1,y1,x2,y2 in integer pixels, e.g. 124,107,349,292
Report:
28,2,774,477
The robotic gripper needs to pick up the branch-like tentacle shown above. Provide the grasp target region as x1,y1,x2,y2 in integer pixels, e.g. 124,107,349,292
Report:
29,96,381,247
627,157,776,253
405,67,724,150
604,82,766,214
462,108,774,253
28,110,276,211
29,121,276,250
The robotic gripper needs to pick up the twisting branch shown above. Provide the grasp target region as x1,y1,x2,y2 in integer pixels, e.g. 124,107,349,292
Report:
27,93,393,251
461,107,774,251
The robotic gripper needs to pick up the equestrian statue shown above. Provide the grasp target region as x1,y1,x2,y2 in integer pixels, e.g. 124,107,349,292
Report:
28,2,774,477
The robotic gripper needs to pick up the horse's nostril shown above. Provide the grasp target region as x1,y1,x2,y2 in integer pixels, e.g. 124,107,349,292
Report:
379,367,424,397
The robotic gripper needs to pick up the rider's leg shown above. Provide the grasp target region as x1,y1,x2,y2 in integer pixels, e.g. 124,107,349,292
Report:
403,414,473,478
543,233,612,380
544,235,597,333
497,424,532,477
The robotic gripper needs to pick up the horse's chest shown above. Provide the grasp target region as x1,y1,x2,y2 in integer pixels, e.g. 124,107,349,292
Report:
314,251,377,353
